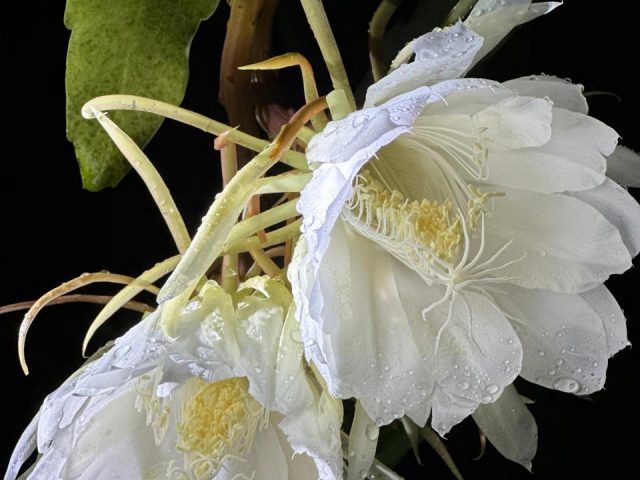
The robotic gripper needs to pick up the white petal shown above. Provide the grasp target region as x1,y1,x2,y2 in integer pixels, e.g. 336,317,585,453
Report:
503,75,588,114
472,385,537,470
476,96,552,149
5,411,39,480
486,108,617,193
607,145,640,187
466,0,560,66
308,220,434,426
299,88,432,266
234,295,286,409
484,188,631,293
580,286,630,357
419,290,522,435
496,285,610,394
365,23,483,107
569,178,640,256
59,388,157,479
279,390,344,480
431,388,478,436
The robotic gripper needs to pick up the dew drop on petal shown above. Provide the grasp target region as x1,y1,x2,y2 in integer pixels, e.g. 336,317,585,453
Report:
553,378,581,393
365,424,379,441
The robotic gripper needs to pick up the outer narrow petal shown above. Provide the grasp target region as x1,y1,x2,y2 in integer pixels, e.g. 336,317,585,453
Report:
484,188,631,293
466,0,561,66
503,75,588,114
569,178,640,256
497,285,610,394
472,385,538,470
486,108,618,193
606,145,640,187
580,286,630,357
5,411,40,480
278,391,344,480
365,23,483,107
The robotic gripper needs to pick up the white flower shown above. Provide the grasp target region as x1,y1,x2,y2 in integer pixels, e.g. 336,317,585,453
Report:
6,278,342,480
288,15,640,469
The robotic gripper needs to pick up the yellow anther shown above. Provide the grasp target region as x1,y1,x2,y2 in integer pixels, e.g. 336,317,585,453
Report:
176,377,265,478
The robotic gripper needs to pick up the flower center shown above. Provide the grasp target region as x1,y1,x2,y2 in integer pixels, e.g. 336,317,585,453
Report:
175,376,265,478
344,170,463,279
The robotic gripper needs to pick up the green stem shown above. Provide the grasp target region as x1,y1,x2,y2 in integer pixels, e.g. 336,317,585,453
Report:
300,0,356,111
444,0,479,26
90,108,190,253
82,95,308,170
82,256,181,355
369,0,403,82
225,199,299,245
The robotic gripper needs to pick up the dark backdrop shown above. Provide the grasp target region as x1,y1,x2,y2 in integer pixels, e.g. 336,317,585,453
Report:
2,1,639,478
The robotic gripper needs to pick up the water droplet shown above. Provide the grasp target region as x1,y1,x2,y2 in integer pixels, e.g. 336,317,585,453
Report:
538,350,545,357
365,424,379,441
540,251,547,257
290,329,302,344
486,384,499,394
457,380,469,390
553,378,580,393
556,359,564,366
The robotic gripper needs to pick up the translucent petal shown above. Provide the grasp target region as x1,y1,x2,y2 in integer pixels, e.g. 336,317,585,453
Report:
569,178,640,256
606,145,640,188
472,385,537,470
483,188,631,293
497,285,610,394
485,108,617,192
466,0,560,66
365,23,483,107
503,75,588,114
580,286,630,357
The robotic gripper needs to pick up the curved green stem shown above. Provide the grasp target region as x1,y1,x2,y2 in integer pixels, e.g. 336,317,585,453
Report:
82,255,180,355
90,108,190,253
82,95,308,170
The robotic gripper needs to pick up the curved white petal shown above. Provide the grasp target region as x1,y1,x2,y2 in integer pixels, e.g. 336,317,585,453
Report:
485,108,617,193
568,178,640,256
365,22,483,107
299,88,432,264
466,0,561,66
483,188,631,293
503,75,588,114
472,384,537,470
5,411,39,480
476,96,553,149
307,220,434,426
60,388,157,480
580,285,630,357
496,285,610,394
418,289,522,435
606,145,640,188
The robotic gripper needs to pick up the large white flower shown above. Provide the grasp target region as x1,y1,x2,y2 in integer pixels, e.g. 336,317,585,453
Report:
6,278,342,480
288,9,640,469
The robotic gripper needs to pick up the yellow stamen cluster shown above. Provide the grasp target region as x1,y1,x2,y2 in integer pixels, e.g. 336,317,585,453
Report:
354,171,463,263
176,377,264,478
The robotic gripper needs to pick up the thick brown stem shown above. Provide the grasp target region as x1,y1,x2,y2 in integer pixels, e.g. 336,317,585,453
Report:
219,0,280,166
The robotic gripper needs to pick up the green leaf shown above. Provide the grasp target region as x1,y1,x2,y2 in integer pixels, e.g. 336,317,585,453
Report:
65,0,220,191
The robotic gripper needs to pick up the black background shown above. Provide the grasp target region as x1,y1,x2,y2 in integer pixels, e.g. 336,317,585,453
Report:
2,1,639,478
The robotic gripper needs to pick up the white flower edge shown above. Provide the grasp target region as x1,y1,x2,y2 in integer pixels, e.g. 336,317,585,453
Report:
6,279,343,480
366,0,563,107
